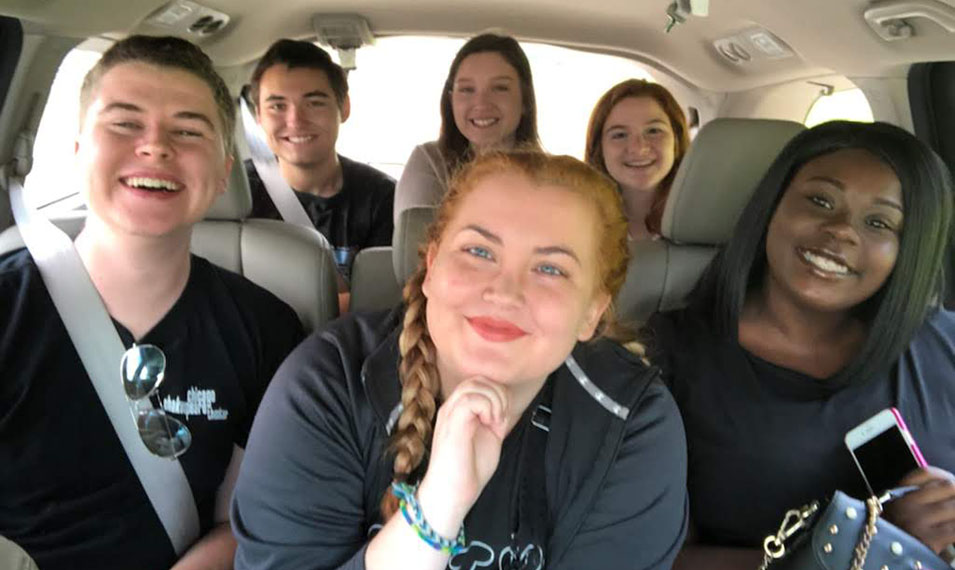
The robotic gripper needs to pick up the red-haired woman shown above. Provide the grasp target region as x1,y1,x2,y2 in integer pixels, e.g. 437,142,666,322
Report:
233,151,688,570
585,79,690,240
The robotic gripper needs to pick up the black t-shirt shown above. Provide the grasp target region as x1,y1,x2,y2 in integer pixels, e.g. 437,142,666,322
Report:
0,248,304,570
246,155,395,256
646,307,955,547
232,309,688,570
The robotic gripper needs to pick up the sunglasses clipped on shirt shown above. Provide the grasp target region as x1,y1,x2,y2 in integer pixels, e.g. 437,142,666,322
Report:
120,344,192,459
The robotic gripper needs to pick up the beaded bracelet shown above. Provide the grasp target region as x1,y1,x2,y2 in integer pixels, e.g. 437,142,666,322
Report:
391,482,467,555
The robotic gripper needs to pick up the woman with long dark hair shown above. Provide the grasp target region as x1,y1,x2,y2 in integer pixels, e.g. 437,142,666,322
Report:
393,34,541,221
646,121,955,569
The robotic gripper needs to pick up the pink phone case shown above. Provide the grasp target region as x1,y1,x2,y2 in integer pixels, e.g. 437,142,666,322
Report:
890,407,928,468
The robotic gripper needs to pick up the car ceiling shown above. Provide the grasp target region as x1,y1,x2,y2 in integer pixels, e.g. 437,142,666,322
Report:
1,0,954,92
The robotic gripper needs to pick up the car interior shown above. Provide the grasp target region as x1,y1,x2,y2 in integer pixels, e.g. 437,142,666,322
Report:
0,0,953,329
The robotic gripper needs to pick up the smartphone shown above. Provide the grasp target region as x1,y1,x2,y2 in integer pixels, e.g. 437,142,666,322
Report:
844,407,927,496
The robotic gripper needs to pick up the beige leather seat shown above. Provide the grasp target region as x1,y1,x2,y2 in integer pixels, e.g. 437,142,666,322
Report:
349,206,435,312
615,118,805,326
349,246,400,312
0,163,339,333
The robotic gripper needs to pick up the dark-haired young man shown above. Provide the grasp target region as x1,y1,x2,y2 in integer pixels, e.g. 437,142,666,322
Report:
0,36,303,569
248,39,395,280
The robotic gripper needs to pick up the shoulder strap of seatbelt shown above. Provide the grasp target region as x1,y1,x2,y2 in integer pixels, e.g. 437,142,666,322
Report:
238,96,320,230
8,178,199,555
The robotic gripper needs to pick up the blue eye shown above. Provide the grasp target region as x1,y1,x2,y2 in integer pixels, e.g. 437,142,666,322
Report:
465,246,493,260
536,263,566,277
175,129,202,138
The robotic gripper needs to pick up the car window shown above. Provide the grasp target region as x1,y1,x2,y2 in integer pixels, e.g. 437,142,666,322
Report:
804,87,873,127
26,47,101,212
29,36,655,209
334,36,654,179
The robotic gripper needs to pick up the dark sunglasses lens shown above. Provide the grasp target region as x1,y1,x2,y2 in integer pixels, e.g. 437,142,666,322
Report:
121,345,166,400
136,410,192,458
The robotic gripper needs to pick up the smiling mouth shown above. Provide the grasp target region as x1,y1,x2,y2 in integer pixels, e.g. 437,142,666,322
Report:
469,118,499,128
798,247,854,276
467,316,528,342
623,159,655,168
283,135,316,144
121,176,182,193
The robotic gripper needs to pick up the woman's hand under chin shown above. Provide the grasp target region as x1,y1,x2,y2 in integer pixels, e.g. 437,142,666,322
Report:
415,377,509,537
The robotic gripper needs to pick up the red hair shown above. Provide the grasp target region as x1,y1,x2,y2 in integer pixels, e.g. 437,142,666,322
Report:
585,79,690,235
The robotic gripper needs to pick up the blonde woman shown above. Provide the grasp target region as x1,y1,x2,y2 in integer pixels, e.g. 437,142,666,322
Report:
233,151,688,570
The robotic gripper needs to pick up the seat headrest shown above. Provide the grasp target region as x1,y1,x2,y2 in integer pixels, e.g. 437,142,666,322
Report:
662,118,805,245
393,206,436,285
204,159,252,220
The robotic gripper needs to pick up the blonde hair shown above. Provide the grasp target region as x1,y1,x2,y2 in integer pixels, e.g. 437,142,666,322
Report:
380,150,642,518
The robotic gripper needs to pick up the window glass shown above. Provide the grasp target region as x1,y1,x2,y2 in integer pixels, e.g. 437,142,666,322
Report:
27,47,100,212
335,36,653,179
804,88,873,127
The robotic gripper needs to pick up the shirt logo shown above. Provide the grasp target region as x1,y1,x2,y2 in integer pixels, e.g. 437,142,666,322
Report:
449,541,544,570
162,387,229,421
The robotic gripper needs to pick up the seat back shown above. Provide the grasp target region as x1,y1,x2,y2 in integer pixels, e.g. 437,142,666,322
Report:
348,206,436,313
1,162,338,333
349,246,401,312
393,206,436,286
614,118,805,325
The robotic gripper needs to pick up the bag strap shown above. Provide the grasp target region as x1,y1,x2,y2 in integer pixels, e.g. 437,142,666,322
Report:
238,95,329,233
8,178,200,555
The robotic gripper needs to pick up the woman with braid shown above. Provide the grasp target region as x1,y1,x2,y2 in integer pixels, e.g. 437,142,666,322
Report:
231,150,688,570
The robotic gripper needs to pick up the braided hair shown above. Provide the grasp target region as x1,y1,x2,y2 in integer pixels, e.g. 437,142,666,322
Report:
380,149,642,518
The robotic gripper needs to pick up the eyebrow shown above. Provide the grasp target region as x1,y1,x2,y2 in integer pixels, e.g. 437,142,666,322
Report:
264,90,331,101
462,224,582,264
607,118,668,130
100,101,216,131
533,245,581,264
454,76,515,83
806,175,904,213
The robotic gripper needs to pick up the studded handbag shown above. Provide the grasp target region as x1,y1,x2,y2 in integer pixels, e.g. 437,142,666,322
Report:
758,490,949,570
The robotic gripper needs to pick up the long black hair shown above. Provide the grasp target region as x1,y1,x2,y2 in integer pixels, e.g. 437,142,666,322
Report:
691,120,953,386
437,33,541,169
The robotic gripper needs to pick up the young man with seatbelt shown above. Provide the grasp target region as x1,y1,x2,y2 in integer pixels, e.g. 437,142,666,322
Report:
247,39,395,282
0,36,303,569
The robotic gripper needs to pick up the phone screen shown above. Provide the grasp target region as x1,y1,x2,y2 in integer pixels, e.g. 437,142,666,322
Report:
853,426,920,494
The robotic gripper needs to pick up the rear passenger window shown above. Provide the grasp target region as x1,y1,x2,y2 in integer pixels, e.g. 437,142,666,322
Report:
27,45,100,213
333,36,656,178
804,87,873,127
